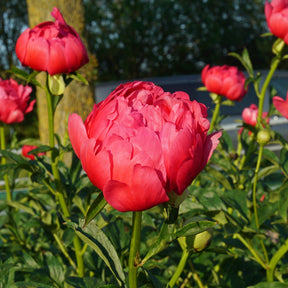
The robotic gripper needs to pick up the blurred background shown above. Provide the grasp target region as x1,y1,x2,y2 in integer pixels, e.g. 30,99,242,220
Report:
1,0,288,144
0,0,276,81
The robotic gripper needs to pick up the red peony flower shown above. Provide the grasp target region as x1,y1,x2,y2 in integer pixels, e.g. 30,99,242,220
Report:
22,145,45,160
0,78,35,124
68,81,221,212
201,65,247,101
15,7,89,75
273,93,288,119
265,0,288,44
242,104,269,126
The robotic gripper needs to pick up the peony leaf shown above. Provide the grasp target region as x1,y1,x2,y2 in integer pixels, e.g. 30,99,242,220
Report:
228,48,253,77
67,219,126,287
140,221,175,266
247,282,288,288
0,150,29,165
84,192,107,227
280,148,288,177
67,72,89,86
7,201,36,216
279,185,288,222
14,282,56,288
8,66,42,87
196,86,208,91
175,219,216,238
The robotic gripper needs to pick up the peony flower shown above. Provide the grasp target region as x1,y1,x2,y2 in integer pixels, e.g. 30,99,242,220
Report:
242,104,269,126
68,81,221,212
265,0,288,44
15,7,89,75
22,145,45,160
201,64,247,101
0,78,35,124
273,93,288,119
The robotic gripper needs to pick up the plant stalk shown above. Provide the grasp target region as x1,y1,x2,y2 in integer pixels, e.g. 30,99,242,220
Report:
233,233,267,270
257,57,281,126
45,78,84,277
267,237,288,282
208,95,222,133
0,124,11,201
128,211,142,288
252,144,264,230
167,248,191,288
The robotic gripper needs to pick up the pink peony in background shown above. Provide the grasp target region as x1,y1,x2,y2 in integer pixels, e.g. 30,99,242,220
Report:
0,78,35,124
15,7,89,75
201,64,247,101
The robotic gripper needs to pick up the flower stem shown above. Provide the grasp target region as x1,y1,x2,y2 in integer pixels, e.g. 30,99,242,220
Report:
167,248,191,288
267,237,288,281
233,233,267,270
252,144,263,230
0,124,11,201
128,211,142,288
45,78,84,277
257,57,281,126
209,95,222,133
252,143,269,263
53,232,77,270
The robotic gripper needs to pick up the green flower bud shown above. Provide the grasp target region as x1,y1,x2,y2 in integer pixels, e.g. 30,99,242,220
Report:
257,130,271,145
185,228,213,252
48,74,65,96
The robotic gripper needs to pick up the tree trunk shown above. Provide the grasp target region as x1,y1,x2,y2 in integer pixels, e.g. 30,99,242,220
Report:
25,0,96,145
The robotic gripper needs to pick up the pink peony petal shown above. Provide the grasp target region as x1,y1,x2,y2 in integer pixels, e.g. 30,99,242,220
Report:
80,138,111,190
68,113,88,158
24,36,49,71
47,40,67,75
273,95,288,119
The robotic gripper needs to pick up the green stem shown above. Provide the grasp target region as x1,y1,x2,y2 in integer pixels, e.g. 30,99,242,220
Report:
167,248,191,288
252,144,269,264
233,233,267,270
0,125,11,201
267,237,288,281
45,78,84,277
252,144,263,229
208,95,222,134
257,57,281,126
53,232,77,270
128,211,142,288
73,235,85,277
235,131,243,167
188,259,205,288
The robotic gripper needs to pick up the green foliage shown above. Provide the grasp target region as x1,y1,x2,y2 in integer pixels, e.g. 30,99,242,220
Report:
1,1,288,287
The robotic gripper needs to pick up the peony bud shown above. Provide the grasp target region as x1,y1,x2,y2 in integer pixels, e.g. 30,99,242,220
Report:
257,130,271,146
185,228,213,252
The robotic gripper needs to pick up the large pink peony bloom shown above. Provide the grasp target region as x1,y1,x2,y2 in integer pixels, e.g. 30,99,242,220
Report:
242,104,269,126
15,7,88,75
265,0,288,44
201,65,247,101
0,78,35,124
68,81,221,212
273,93,288,119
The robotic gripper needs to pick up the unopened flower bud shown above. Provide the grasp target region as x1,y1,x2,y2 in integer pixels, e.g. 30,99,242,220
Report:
257,130,271,145
185,228,213,252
